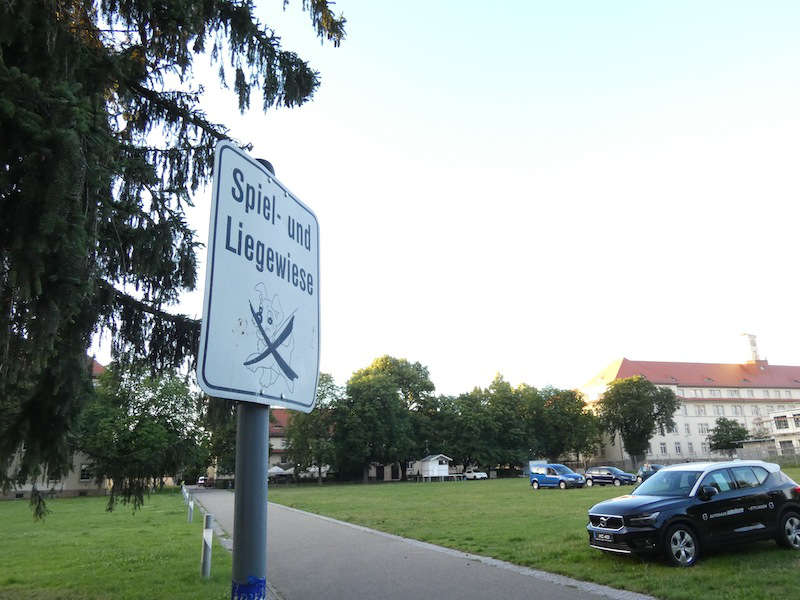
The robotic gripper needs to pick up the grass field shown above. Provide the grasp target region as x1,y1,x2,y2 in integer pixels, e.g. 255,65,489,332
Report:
269,466,800,600
0,491,232,600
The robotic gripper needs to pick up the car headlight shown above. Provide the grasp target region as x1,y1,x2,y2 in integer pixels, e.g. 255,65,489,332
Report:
627,512,660,526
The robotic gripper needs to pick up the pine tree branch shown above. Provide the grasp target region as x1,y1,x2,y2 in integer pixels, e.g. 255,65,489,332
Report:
125,81,229,142
98,279,199,329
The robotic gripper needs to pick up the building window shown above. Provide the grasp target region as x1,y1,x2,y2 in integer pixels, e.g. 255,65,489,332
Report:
674,442,682,455
729,389,740,398
775,416,789,430
794,414,800,428
763,390,770,398
751,405,761,416
714,405,725,416
660,442,668,455
709,389,721,397
688,442,695,455
79,464,92,481
696,405,707,416
685,423,691,435
694,389,703,397
701,442,710,453
746,389,755,398
699,423,710,434
785,390,793,399
681,403,688,416
767,405,775,414
666,424,677,434
732,405,743,416
775,390,781,399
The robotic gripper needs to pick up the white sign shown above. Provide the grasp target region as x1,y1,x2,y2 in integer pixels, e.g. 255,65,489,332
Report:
197,141,319,412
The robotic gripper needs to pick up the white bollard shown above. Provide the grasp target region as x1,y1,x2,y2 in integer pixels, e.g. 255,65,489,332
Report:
188,499,194,523
201,514,214,578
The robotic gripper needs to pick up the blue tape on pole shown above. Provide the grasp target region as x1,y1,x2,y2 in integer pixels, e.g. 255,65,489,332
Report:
231,576,266,600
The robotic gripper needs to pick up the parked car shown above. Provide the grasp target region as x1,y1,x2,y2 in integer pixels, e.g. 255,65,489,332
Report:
636,463,665,484
586,460,800,566
196,476,206,486
584,466,636,487
530,463,585,489
464,468,488,480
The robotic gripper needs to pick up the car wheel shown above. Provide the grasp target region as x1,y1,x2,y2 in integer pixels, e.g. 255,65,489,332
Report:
665,524,700,567
613,479,621,487
586,478,593,487
776,511,800,549
532,480,539,489
559,480,566,489
636,476,643,484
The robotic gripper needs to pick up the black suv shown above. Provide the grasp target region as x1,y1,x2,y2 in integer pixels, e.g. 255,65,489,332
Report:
587,460,800,566
585,466,636,487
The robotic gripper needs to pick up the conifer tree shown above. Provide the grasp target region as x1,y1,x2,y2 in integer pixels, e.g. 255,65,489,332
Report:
0,0,345,507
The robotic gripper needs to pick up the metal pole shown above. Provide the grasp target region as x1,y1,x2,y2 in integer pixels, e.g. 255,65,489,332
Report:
188,498,194,523
231,401,269,600
201,513,214,578
230,157,273,600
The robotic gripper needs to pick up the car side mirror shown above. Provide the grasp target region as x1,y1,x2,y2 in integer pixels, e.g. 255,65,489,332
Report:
698,485,718,501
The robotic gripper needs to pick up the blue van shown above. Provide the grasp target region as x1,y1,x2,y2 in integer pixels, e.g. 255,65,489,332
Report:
529,463,585,489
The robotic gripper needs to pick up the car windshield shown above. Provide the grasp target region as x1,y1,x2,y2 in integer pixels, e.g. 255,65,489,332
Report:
552,465,574,475
633,469,702,497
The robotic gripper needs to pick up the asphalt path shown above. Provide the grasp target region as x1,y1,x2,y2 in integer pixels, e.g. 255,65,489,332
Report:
192,488,654,600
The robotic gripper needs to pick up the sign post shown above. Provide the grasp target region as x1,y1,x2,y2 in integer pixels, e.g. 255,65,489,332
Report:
198,141,320,600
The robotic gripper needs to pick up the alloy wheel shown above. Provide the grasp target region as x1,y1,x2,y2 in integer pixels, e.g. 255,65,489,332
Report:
669,529,697,566
785,516,800,549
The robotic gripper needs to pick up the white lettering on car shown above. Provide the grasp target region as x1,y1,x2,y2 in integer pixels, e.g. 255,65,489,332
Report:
709,508,745,519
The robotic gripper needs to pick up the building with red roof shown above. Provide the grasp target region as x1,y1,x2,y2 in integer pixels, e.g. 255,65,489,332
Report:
581,357,800,464
269,408,292,467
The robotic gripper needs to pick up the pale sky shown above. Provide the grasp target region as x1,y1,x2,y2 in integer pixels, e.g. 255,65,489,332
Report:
96,1,800,395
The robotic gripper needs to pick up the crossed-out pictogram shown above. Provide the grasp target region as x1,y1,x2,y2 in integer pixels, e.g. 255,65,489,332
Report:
243,301,298,381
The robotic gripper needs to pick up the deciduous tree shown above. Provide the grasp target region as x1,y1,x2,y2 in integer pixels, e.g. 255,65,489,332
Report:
333,371,412,482
708,417,750,457
77,363,206,511
347,356,435,479
596,376,680,466
286,373,339,484
441,390,495,469
532,387,599,462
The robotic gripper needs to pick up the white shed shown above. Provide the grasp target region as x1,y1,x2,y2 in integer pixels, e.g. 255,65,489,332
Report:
419,454,452,479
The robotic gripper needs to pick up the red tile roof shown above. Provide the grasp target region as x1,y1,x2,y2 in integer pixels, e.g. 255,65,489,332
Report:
270,408,292,435
613,358,800,388
91,358,106,378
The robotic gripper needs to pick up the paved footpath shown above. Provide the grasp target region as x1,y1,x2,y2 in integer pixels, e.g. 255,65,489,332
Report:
193,488,654,600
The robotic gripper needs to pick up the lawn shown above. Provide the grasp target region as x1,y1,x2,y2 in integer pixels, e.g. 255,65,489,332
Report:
0,490,232,600
269,466,800,600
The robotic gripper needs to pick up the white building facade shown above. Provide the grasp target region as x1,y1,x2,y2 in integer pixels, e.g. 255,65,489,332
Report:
766,406,800,456
581,358,800,464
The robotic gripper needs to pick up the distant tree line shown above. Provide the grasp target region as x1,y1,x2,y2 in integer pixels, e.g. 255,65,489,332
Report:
284,356,603,482
70,359,690,511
